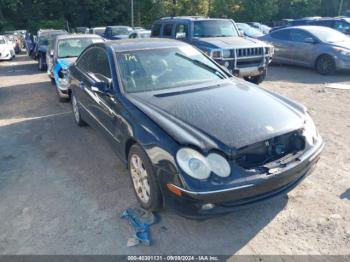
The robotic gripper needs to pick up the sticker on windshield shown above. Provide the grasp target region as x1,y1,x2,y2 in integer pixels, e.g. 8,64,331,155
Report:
124,54,138,62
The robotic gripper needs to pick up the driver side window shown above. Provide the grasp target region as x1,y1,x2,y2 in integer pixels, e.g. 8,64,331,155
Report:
290,30,313,43
77,48,111,84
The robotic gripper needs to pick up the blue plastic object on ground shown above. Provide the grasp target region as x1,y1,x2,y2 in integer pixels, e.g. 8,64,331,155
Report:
121,207,157,246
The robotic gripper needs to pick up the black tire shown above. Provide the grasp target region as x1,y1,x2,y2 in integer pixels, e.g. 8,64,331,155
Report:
56,87,70,102
128,144,162,211
71,93,87,126
244,70,267,85
38,54,47,71
316,55,336,75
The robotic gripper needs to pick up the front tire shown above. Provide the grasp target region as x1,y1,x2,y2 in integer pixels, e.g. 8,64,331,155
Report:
128,144,162,211
38,54,47,71
316,55,336,75
71,93,87,126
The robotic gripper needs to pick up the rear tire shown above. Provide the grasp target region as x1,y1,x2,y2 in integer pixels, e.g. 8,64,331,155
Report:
128,144,162,211
38,54,47,71
316,55,336,75
71,93,87,126
56,87,69,102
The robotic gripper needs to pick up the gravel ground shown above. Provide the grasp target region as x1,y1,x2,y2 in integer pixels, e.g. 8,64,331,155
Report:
0,55,349,255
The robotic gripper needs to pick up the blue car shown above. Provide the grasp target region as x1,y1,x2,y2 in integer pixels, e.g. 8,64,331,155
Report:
52,34,103,101
68,39,324,218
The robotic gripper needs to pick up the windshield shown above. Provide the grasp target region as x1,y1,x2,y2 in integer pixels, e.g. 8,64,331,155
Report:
116,46,226,93
193,20,239,37
0,38,6,44
315,28,349,43
237,23,263,36
58,38,102,58
111,27,132,35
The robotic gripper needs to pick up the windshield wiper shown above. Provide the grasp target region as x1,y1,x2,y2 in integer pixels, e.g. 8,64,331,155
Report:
175,53,226,79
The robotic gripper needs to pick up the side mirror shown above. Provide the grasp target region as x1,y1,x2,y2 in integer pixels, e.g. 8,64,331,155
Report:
50,50,54,57
238,29,245,37
304,37,316,44
176,32,186,39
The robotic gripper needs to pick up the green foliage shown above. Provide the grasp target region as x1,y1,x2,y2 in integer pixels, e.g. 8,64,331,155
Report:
0,0,349,33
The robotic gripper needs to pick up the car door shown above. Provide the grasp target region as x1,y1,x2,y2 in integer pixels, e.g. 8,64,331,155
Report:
268,29,292,63
162,23,174,39
288,29,317,67
74,47,124,153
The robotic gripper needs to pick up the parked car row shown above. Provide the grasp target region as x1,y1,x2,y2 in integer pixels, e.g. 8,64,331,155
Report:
0,35,16,61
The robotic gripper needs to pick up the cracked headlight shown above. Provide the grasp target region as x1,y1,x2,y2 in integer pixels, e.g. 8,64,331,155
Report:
207,153,231,177
176,148,231,180
304,113,318,146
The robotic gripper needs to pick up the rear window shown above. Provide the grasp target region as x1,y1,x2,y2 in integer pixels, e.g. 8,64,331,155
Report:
152,24,161,37
311,20,333,27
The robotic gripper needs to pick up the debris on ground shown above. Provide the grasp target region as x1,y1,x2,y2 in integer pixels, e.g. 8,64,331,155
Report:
121,207,158,247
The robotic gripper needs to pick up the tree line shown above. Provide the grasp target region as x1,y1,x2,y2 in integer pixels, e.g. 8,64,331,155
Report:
0,0,349,33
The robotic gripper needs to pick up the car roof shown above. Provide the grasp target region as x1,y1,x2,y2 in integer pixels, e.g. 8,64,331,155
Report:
132,29,151,33
313,17,348,21
56,34,102,40
105,38,188,52
107,25,132,28
281,25,338,34
157,16,230,22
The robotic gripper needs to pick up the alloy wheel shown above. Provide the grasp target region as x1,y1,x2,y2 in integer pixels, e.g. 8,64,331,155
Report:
72,95,80,123
130,154,151,204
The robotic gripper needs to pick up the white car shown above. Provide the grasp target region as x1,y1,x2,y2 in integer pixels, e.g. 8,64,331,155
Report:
129,29,151,39
0,35,15,60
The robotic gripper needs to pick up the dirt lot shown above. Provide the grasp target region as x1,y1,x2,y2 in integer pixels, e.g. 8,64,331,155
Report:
0,55,349,255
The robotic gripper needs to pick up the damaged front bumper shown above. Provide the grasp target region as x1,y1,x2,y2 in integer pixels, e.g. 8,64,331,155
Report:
164,137,324,218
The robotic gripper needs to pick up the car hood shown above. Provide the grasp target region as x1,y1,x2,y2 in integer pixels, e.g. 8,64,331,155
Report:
329,41,350,50
127,79,306,155
57,57,77,69
193,36,268,49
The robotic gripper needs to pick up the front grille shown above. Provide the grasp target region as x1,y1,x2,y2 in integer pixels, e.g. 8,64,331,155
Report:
236,47,264,58
237,60,262,68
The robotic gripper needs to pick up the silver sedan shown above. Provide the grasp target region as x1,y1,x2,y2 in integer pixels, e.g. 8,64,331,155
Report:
260,26,350,75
